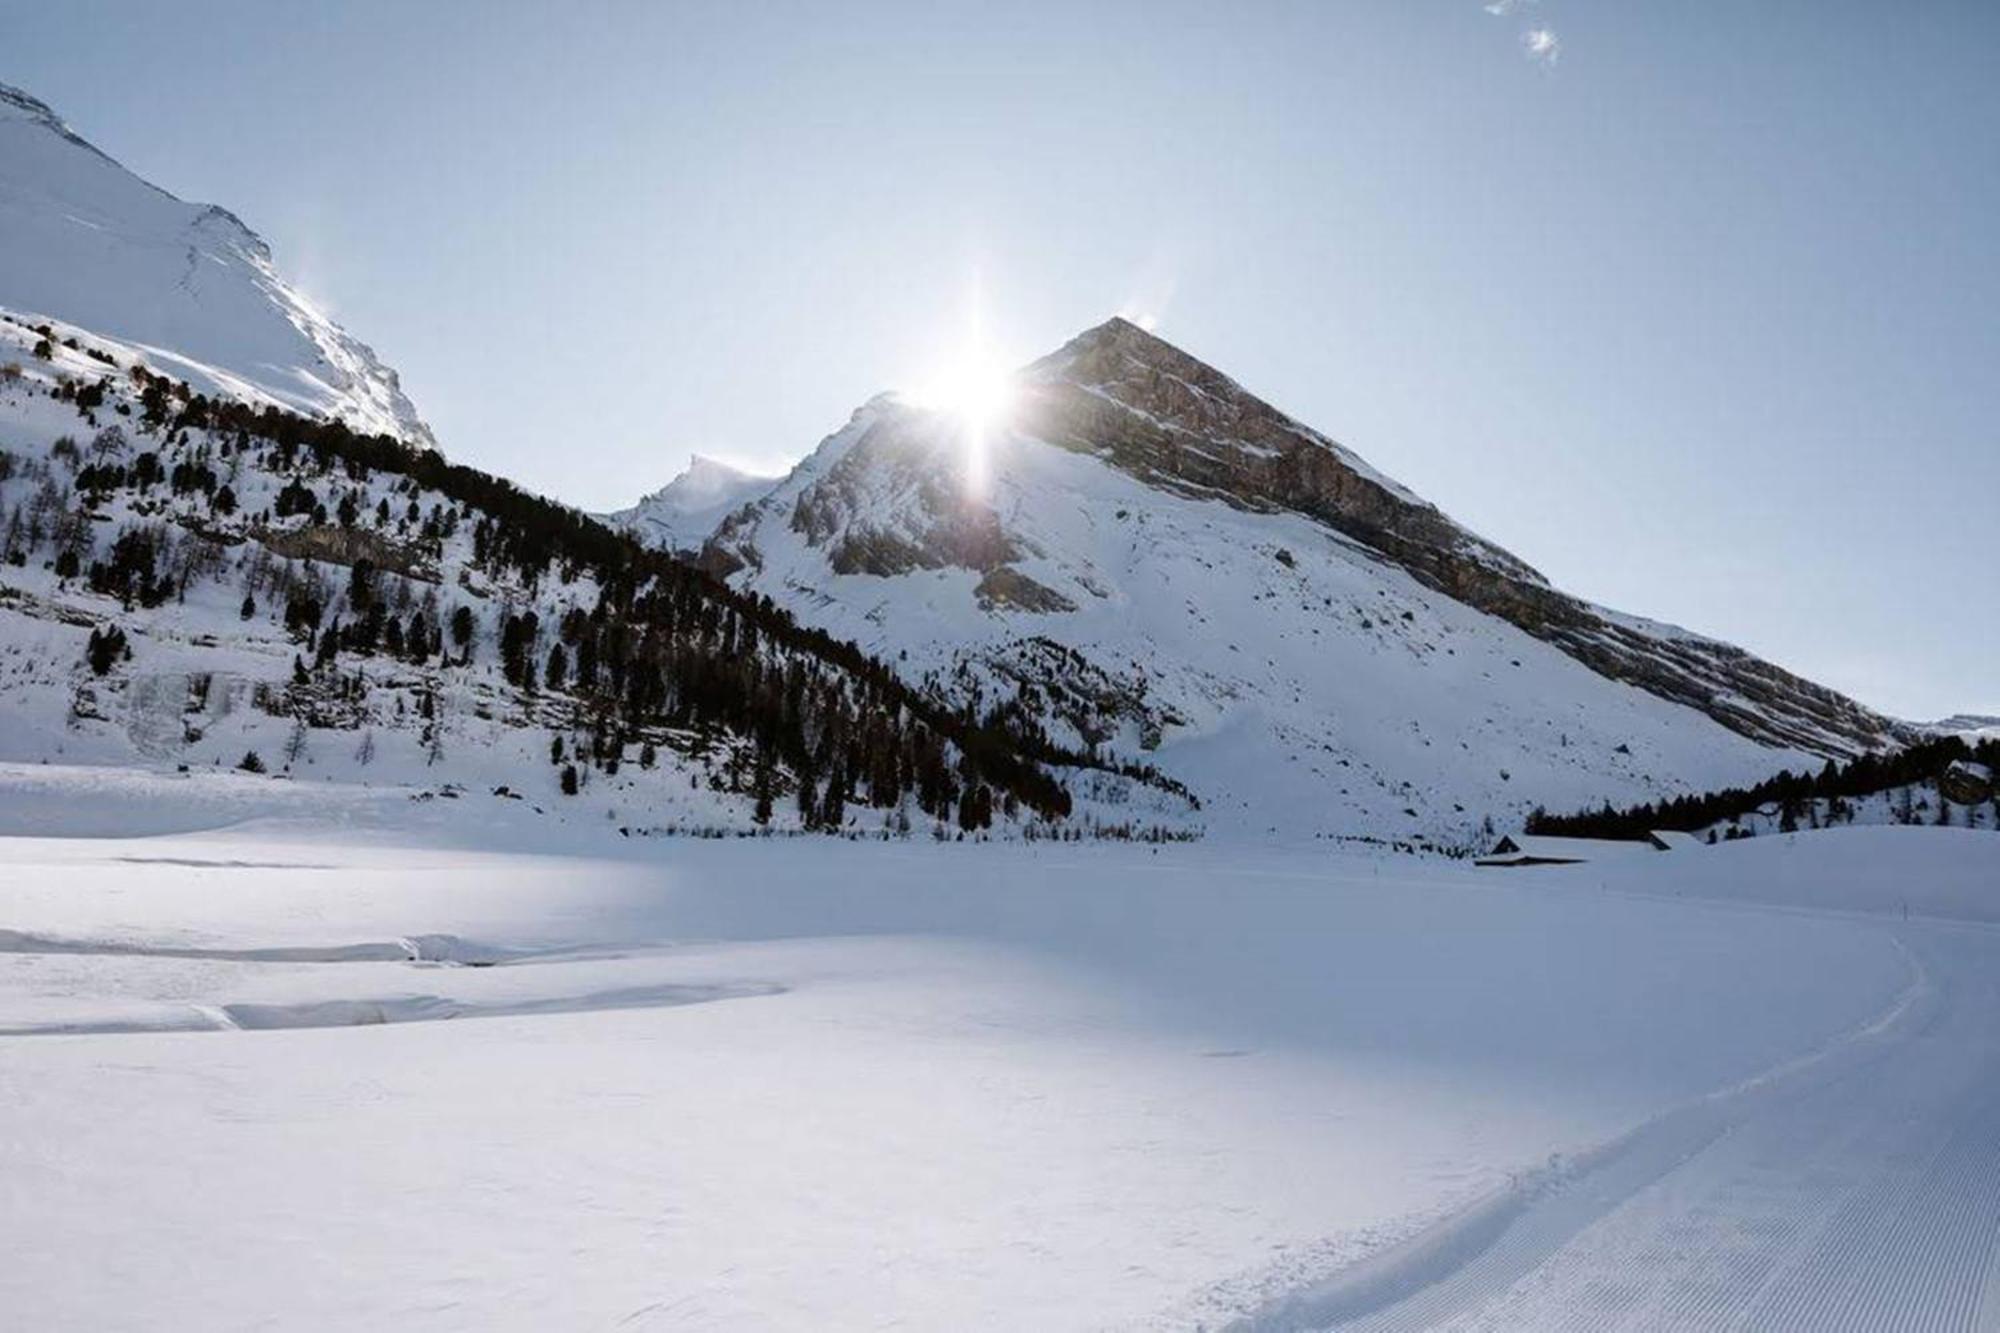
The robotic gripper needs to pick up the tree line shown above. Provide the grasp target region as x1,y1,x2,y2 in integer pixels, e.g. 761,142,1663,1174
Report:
1525,734,2000,841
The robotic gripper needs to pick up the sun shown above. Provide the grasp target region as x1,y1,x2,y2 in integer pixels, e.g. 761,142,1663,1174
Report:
914,351,1014,500
906,290,1017,499
906,273,1021,429
914,353,1015,438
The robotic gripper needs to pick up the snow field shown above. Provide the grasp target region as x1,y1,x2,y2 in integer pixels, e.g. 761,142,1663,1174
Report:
0,797,1938,1330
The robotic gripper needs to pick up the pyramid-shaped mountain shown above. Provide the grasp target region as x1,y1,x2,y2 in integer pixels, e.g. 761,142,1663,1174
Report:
685,317,1901,841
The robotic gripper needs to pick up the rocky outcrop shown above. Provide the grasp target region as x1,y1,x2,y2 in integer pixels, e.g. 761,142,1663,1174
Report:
1940,760,1994,805
254,523,440,582
724,400,1019,577
974,568,1075,614
983,637,1177,750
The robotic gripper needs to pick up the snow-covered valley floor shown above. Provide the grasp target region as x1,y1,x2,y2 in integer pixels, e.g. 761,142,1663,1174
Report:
1,773,1995,1330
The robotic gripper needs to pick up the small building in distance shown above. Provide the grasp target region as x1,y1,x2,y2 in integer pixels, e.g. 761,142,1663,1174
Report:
1477,833,1681,867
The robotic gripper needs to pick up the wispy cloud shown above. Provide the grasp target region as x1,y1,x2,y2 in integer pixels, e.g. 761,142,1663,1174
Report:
1120,243,1182,338
1481,0,1561,67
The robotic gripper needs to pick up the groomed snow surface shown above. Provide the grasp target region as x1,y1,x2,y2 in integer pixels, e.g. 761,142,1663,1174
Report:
3,768,1996,1329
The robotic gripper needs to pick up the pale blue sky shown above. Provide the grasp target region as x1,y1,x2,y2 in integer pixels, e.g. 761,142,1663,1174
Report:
9,1,1997,719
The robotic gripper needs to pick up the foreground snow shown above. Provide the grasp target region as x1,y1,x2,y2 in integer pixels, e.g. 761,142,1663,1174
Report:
1393,920,1999,1330
1258,830,2000,1331
5,785,1988,1330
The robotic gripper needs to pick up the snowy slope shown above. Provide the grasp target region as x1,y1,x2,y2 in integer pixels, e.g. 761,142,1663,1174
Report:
602,453,776,553
0,83,432,446
0,315,737,830
0,307,1174,839
687,320,1903,844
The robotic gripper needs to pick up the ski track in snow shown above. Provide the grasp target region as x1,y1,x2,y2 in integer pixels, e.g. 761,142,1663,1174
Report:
0,926,519,965
215,980,786,1033
0,980,784,1036
1236,923,2000,1332
0,928,783,1034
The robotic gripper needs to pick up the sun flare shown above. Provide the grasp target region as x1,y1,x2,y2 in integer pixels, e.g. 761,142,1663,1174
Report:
914,354,1015,438
908,286,1016,498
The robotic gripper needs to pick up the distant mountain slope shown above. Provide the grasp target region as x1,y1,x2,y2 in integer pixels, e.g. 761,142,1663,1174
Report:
604,455,777,553
0,83,432,447
1927,714,2000,741
0,81,1180,839
0,310,1160,837
691,319,1905,844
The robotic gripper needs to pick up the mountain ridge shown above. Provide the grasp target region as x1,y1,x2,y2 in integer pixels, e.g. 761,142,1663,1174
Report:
1014,317,1900,756
0,81,434,448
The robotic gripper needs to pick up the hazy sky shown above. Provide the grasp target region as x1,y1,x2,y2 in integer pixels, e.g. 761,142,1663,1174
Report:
9,1,1997,719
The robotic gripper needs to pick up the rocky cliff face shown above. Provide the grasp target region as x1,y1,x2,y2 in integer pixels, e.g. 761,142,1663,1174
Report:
1017,318,1540,583
1009,318,1901,757
705,397,1023,581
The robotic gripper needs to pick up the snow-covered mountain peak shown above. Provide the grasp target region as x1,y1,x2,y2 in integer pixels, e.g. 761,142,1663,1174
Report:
0,81,433,447
1027,314,1229,394
682,316,1906,839
1011,317,1541,585
1026,315,1389,477
187,202,272,260
602,452,780,553
672,453,765,500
